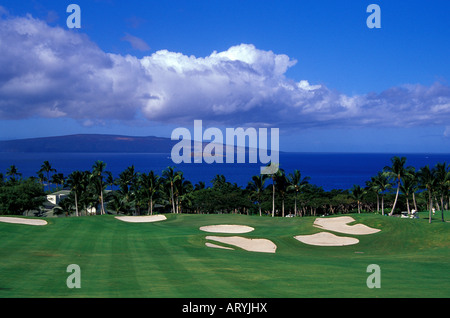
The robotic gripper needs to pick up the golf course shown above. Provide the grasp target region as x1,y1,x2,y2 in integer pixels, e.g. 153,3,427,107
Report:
0,212,448,298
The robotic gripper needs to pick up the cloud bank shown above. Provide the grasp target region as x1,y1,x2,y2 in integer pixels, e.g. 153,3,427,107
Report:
1,13,449,131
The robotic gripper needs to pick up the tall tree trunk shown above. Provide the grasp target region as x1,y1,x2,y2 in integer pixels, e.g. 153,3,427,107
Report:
272,183,275,217
150,197,153,215
294,196,297,217
428,191,433,224
74,192,79,217
381,195,384,216
434,196,440,211
171,183,175,214
413,192,418,211
406,195,410,214
389,182,400,216
100,189,105,215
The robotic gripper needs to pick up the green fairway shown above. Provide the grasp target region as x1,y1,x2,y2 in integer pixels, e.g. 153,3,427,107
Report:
0,213,449,298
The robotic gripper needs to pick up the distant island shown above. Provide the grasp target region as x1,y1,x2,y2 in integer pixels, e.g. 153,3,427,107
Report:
0,134,179,153
0,134,255,154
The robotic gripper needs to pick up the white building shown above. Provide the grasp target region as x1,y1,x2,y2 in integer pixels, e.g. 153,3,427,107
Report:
46,190,70,205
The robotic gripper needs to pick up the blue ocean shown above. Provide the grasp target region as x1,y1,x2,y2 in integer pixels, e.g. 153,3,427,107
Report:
1,152,450,191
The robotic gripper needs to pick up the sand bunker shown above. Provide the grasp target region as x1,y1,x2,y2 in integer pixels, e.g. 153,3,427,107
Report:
0,217,47,226
115,215,167,223
200,224,254,233
205,242,234,250
294,232,359,246
313,216,380,235
206,236,277,253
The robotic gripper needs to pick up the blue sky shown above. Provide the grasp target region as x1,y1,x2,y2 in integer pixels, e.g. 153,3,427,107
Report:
0,0,449,153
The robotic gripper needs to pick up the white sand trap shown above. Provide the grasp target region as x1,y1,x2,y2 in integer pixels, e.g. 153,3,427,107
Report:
115,215,167,223
206,236,277,253
313,216,380,235
200,224,254,233
205,242,234,250
294,232,359,246
0,217,47,226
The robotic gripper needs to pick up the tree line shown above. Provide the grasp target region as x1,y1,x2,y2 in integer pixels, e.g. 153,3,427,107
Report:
0,156,448,223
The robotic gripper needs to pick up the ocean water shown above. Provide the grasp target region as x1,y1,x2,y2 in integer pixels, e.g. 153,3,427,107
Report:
1,152,450,191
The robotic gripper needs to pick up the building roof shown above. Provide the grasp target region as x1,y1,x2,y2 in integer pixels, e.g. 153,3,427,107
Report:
48,190,71,196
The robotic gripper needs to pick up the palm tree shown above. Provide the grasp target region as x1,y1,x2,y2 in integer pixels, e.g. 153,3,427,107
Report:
384,156,410,216
265,163,279,217
116,165,138,215
211,174,227,188
287,170,310,217
118,166,137,194
350,184,366,213
105,171,115,190
54,197,74,217
400,173,416,215
139,171,161,215
6,165,21,182
162,166,180,213
39,161,56,192
36,171,45,189
371,171,392,216
275,169,289,217
246,174,268,216
418,165,437,223
174,172,192,213
51,173,65,189
66,170,85,217
406,167,420,212
194,181,206,190
92,160,107,215
434,162,449,222
107,191,127,215
366,179,379,212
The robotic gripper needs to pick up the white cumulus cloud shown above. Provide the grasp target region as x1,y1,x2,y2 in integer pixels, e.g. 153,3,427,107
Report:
1,13,450,132
0,14,150,123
